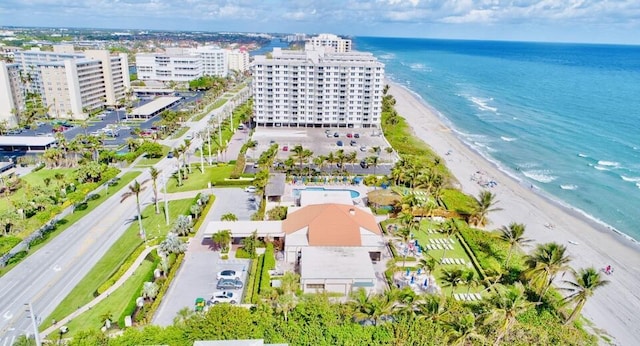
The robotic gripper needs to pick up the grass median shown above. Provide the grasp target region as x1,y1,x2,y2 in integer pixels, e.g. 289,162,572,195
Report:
42,198,193,327
166,164,234,193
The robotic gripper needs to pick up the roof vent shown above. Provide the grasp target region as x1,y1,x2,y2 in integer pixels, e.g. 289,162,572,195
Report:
349,208,356,215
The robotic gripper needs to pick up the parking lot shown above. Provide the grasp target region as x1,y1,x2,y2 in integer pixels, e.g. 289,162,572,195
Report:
251,127,395,163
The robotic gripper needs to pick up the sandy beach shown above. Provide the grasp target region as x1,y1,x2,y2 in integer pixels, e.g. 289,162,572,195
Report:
388,82,640,345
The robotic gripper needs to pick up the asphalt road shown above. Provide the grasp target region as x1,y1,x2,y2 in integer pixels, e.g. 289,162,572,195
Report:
0,87,249,344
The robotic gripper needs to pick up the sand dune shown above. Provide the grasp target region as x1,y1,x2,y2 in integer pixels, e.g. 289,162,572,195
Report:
388,82,640,345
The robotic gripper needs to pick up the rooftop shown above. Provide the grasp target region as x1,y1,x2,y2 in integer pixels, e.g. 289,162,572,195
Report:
282,204,380,247
265,173,286,197
131,96,181,117
0,136,57,146
299,190,353,207
300,247,376,280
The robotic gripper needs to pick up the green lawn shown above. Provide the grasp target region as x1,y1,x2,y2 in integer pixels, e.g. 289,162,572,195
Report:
43,198,193,324
166,164,235,193
62,259,155,337
0,168,75,213
389,219,484,297
212,98,228,109
135,145,171,168
169,126,189,140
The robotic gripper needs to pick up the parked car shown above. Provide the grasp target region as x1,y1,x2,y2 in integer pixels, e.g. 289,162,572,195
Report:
346,133,353,138
209,291,237,304
350,140,357,146
245,186,257,193
336,140,343,147
282,146,289,151
333,132,339,137
360,160,370,169
217,270,240,280
216,278,243,290
167,152,174,158
354,133,360,138
360,145,367,152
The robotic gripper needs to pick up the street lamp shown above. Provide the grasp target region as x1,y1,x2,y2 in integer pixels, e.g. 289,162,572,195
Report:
58,326,69,345
25,302,41,346
162,172,169,225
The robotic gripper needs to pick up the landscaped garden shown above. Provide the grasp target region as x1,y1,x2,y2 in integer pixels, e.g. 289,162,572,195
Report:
165,164,243,192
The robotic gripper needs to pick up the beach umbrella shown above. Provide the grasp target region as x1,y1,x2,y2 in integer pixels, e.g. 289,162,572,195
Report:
423,278,429,287
406,268,410,276
411,276,415,284
417,268,422,275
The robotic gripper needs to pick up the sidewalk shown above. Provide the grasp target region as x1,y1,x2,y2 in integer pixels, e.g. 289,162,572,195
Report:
41,245,158,339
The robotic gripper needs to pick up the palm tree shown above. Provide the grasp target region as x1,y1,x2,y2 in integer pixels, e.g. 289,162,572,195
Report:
212,229,232,252
463,269,479,295
385,146,394,162
173,307,194,325
275,293,296,321
418,255,437,277
220,213,238,221
313,155,326,176
142,281,159,300
149,167,160,214
445,312,486,346
440,218,460,259
346,151,357,174
561,267,610,325
441,268,465,296
290,145,306,172
122,180,146,239
367,155,380,176
484,282,536,345
470,190,502,227
415,294,449,322
524,242,572,300
499,222,531,267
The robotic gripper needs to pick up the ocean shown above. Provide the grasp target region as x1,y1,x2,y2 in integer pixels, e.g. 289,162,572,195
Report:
353,37,640,242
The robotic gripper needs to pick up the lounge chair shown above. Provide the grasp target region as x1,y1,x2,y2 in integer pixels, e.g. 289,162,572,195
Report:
474,293,482,300
436,245,443,250
449,238,455,244
454,294,461,301
448,244,454,250
454,259,461,265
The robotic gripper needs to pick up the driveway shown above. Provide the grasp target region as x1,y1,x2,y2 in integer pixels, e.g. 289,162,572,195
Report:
151,187,254,326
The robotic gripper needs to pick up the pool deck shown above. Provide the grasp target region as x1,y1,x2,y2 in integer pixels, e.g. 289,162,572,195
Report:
274,182,372,209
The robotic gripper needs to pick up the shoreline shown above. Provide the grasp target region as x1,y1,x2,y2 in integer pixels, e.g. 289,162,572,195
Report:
387,81,640,345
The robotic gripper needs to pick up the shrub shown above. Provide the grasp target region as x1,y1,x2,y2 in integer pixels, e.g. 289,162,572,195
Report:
143,253,185,324
7,251,27,265
33,162,45,172
87,193,101,201
118,256,158,328
266,206,287,220
235,247,252,259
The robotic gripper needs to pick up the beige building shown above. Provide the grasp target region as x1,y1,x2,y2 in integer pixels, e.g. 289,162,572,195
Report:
0,46,130,124
227,49,250,73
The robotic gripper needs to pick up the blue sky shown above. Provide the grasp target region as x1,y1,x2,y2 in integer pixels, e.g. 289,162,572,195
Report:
1,0,639,44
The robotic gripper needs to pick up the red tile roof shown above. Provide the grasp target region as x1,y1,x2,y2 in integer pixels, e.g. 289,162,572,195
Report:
282,204,380,246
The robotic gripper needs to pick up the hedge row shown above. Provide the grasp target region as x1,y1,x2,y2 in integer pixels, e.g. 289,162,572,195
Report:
143,252,185,324
118,253,159,328
244,258,261,304
258,243,275,295
229,154,246,179
96,244,147,296
192,196,215,232
212,179,253,187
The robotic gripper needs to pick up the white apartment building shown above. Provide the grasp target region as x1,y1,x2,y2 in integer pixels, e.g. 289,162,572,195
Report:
306,34,352,53
0,61,24,127
251,47,385,128
136,53,202,82
193,46,228,77
136,46,233,82
0,47,130,124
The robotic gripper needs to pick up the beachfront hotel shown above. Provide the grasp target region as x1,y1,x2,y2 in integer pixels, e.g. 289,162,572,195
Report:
251,44,385,128
0,45,130,124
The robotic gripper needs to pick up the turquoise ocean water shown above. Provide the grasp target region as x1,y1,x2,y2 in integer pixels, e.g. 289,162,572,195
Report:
353,37,640,241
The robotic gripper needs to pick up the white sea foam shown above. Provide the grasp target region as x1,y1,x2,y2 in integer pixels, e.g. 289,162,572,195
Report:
577,153,588,158
597,160,619,167
500,136,517,142
522,170,557,183
560,184,578,190
409,63,431,72
636,182,640,190
379,53,395,60
621,175,640,182
469,96,498,113
594,165,610,171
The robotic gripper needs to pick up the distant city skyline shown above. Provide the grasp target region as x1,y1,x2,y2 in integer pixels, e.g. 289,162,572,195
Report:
1,0,639,45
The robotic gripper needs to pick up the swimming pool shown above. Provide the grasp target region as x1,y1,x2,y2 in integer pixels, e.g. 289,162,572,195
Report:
293,187,361,199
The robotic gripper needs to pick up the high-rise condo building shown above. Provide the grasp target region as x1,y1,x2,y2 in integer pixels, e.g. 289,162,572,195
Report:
306,33,352,53
0,47,130,125
251,45,385,128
